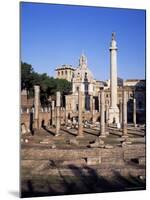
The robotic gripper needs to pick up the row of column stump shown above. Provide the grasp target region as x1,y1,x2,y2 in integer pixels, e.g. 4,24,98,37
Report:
32,85,138,139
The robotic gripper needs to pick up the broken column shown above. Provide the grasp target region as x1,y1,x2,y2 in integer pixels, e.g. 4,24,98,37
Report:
34,85,40,129
99,90,106,137
55,91,61,136
51,100,55,126
133,98,137,127
122,89,128,137
77,89,83,137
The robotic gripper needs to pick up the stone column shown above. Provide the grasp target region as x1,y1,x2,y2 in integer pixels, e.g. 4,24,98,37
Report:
99,90,106,137
77,90,83,137
108,33,119,124
51,100,55,126
119,100,122,125
55,91,61,136
34,85,40,129
90,95,93,112
133,98,137,127
65,108,68,125
92,98,96,123
98,92,101,112
64,96,68,125
122,90,128,137
106,103,109,125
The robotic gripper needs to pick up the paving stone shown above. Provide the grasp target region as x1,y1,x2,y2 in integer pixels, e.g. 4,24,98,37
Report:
105,144,114,149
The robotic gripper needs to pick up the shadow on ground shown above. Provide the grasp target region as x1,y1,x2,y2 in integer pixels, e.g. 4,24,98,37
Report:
21,163,146,198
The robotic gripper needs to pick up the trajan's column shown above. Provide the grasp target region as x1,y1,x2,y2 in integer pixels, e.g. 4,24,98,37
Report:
108,32,119,124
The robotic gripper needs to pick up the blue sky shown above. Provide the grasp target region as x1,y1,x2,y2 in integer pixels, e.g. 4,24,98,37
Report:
21,2,146,81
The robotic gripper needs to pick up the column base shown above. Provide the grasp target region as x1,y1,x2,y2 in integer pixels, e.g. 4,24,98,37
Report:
55,133,60,137
99,134,106,138
122,135,128,138
76,134,84,138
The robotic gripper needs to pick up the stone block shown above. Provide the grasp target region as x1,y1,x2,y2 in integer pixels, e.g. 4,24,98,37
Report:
62,159,86,166
86,157,101,165
105,144,114,149
69,138,79,146
139,157,146,166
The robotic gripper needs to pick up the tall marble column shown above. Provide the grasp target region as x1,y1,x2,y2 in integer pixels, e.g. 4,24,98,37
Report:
77,90,83,137
34,85,40,129
55,91,61,136
99,90,106,137
51,100,55,126
122,89,128,137
133,98,137,127
108,33,119,124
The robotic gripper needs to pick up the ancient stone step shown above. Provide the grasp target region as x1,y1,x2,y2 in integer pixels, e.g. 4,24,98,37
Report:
21,147,124,160
27,165,145,178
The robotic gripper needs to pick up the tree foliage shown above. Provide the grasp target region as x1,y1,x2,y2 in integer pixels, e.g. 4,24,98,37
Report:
21,62,72,106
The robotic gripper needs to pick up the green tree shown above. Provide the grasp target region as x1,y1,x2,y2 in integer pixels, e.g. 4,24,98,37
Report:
21,61,72,106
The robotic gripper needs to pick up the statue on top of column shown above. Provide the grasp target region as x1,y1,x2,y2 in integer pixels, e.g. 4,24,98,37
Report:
112,32,116,40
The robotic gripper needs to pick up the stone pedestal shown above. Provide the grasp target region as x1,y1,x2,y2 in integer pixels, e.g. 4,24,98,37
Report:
55,91,61,136
122,90,128,137
77,90,83,137
34,85,40,129
108,33,119,124
99,90,106,137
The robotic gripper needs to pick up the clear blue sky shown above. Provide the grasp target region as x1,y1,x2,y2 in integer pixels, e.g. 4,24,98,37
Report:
21,2,146,81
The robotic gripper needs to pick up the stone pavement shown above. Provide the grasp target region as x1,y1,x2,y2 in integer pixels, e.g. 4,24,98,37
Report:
21,125,146,197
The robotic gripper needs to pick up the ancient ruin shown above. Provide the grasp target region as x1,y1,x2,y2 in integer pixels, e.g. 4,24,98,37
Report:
21,33,146,197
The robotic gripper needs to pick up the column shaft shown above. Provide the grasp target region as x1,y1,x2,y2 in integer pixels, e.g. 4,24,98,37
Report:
133,98,136,126
34,85,40,129
51,100,55,126
100,90,105,137
119,100,122,125
78,90,83,136
55,91,61,135
122,90,127,136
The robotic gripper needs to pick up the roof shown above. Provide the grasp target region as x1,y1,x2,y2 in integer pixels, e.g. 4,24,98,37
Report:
55,65,75,71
